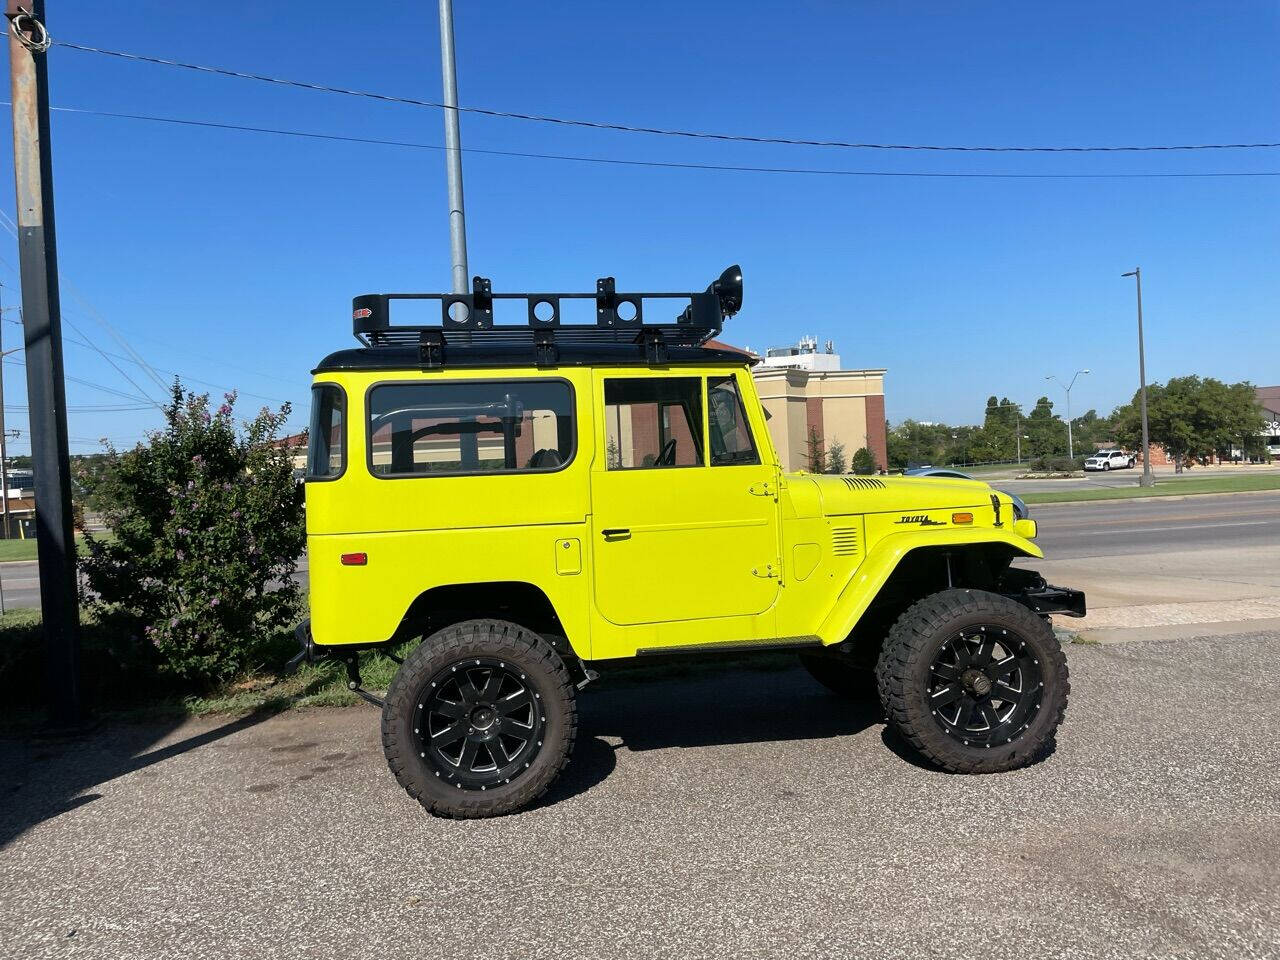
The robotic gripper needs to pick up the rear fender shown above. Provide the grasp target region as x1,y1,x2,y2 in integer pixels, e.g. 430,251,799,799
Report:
816,527,1043,645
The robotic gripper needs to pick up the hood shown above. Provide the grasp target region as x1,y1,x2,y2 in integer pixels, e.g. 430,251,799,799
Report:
805,474,998,515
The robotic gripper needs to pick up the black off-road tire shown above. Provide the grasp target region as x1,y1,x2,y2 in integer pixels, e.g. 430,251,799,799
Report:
798,652,878,700
381,619,577,818
875,589,1069,774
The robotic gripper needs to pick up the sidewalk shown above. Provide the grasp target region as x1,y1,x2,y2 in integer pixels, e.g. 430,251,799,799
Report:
1036,542,1280,640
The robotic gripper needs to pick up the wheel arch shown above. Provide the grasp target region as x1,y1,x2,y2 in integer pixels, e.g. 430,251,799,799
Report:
394,580,585,661
817,528,1042,652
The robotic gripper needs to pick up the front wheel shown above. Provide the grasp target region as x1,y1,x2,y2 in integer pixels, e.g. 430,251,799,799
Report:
875,589,1069,773
381,619,577,818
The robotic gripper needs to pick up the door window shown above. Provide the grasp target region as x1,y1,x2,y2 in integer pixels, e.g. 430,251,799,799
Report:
603,378,703,469
707,376,759,466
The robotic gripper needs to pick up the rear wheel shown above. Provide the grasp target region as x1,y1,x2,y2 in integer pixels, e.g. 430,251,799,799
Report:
875,589,1068,773
799,651,877,700
381,619,576,818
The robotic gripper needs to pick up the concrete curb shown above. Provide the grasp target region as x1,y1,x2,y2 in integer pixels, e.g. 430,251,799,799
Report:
1069,617,1280,645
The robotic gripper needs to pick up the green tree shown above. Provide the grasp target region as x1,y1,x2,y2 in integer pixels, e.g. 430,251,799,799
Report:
1113,376,1266,473
1025,396,1066,458
80,384,306,688
850,446,876,475
887,420,951,469
825,439,847,475
806,426,825,473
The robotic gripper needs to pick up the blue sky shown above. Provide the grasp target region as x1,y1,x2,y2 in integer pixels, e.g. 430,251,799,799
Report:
1,1,1277,454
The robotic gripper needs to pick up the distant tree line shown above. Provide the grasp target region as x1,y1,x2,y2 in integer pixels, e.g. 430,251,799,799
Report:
887,377,1267,472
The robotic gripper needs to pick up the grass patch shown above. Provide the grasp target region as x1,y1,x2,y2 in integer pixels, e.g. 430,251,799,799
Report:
0,532,105,563
1023,473,1280,504
0,538,38,562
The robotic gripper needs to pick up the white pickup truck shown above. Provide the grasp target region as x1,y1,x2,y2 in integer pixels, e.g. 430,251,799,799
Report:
1084,449,1134,471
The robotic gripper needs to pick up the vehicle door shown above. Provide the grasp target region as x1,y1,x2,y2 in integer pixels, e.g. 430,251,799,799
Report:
590,370,781,625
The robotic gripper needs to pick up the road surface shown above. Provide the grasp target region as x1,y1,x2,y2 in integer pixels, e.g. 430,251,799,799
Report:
3,630,1277,959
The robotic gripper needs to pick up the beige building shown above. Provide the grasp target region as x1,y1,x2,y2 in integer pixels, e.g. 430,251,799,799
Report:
752,365,888,473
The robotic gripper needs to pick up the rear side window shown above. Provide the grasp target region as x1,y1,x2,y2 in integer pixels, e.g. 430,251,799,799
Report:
306,384,345,480
367,380,574,476
604,377,704,469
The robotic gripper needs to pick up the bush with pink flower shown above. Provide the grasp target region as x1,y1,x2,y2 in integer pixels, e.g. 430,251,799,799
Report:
80,383,305,688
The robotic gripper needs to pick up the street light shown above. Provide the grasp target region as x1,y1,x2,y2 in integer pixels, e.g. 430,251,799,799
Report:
1045,369,1090,460
1122,268,1155,487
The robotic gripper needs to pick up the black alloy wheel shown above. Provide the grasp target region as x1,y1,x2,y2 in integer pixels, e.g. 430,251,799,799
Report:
876,589,1069,774
416,657,546,790
382,619,576,818
927,628,1042,747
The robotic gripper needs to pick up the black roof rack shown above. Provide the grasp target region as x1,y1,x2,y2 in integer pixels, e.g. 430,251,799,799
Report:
351,265,743,368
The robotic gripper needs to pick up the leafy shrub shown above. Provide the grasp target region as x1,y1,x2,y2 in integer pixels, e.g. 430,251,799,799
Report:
825,440,847,475
850,446,877,475
80,384,305,689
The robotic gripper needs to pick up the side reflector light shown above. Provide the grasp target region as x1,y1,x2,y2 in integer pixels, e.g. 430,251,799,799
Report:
341,553,368,566
951,512,974,524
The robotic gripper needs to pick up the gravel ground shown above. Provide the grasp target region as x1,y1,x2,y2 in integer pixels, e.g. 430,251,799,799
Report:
3,632,1279,960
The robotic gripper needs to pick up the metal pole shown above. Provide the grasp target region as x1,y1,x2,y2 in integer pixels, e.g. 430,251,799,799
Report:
1132,268,1154,486
437,0,469,294
0,282,11,539
1065,388,1073,461
7,0,83,725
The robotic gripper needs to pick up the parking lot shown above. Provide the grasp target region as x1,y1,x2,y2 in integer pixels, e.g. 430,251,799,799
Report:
4,630,1278,959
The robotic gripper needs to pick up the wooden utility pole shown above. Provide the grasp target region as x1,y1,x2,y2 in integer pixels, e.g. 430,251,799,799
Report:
7,0,83,725
0,281,12,538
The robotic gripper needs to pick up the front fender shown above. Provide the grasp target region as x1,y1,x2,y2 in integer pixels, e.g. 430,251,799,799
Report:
816,527,1043,645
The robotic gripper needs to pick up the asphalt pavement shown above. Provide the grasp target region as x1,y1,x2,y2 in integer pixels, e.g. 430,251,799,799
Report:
3,631,1278,959
1030,489,1280,559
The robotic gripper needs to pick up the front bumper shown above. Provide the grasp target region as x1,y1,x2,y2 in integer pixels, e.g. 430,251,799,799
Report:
999,567,1087,618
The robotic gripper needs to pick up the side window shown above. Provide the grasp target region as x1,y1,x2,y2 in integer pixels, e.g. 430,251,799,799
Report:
367,380,574,477
306,384,345,480
604,377,703,469
707,375,759,466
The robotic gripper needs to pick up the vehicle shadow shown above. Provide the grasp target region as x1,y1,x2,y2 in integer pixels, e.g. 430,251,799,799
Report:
578,659,882,753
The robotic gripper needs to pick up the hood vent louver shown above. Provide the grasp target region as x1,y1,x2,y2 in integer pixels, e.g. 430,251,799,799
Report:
831,527,859,557
840,476,886,490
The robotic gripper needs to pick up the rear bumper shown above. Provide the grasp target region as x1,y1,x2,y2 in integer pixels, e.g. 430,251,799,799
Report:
285,619,394,673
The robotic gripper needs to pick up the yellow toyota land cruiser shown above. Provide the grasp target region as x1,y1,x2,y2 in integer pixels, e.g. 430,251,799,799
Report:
298,266,1084,818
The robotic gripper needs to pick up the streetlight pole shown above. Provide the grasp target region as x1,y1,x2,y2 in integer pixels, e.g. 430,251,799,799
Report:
437,0,469,295
1123,268,1154,487
1046,369,1090,461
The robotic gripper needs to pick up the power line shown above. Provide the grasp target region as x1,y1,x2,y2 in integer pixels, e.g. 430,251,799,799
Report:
39,103,1280,180
3,357,154,404
53,39,1280,154
0,210,166,410
0,246,296,406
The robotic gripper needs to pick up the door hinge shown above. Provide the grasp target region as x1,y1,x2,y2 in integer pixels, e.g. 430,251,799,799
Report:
751,560,781,579
749,481,774,497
